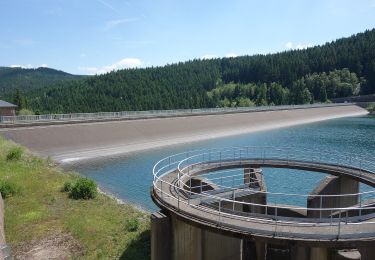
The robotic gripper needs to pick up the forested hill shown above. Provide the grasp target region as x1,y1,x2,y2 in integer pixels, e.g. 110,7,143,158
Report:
0,67,84,99
23,28,375,113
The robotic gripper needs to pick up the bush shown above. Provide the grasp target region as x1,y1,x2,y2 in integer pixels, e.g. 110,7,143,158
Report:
125,217,139,232
6,147,23,161
18,109,34,116
69,177,97,200
367,103,375,112
61,181,73,192
0,180,18,198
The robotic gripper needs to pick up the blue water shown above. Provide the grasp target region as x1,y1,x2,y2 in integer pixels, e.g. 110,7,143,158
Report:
67,116,375,211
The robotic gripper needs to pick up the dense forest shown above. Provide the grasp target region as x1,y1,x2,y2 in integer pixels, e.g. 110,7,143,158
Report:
5,29,375,113
0,67,83,99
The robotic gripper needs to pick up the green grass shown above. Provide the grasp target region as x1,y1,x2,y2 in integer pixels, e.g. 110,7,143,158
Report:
0,136,150,259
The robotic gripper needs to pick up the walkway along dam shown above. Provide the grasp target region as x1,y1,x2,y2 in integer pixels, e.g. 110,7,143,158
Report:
151,147,375,260
0,104,368,163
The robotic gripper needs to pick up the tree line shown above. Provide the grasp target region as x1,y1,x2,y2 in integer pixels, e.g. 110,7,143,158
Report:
14,28,375,113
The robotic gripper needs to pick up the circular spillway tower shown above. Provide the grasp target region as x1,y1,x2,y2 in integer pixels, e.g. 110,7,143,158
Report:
151,147,375,260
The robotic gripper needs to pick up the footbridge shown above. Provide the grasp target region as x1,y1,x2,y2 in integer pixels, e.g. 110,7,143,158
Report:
151,147,375,260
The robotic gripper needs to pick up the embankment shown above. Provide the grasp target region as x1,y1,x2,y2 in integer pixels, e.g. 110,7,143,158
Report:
0,105,368,163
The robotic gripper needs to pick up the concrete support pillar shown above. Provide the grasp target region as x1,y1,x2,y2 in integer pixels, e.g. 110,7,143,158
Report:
169,216,242,260
310,247,329,260
358,246,375,260
255,242,266,260
201,230,242,260
151,212,171,260
307,176,359,218
242,239,256,260
171,216,202,260
290,245,310,260
243,168,267,214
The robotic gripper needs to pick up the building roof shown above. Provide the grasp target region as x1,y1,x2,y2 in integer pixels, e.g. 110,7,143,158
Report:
0,100,17,108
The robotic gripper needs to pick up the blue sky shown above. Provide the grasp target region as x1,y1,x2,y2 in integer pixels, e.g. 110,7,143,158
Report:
0,0,374,75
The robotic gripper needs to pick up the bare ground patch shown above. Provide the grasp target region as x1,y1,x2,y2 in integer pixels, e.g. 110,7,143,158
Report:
13,233,83,260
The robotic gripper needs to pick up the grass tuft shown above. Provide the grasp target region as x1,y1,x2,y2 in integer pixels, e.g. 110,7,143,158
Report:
6,147,23,161
125,217,140,232
0,180,19,198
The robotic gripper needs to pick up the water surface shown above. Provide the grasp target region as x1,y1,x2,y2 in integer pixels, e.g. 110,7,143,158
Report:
66,115,375,211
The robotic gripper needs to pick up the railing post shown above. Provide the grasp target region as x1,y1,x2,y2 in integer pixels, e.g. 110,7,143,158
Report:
338,211,341,239
161,181,163,199
219,199,222,225
177,172,180,210
319,196,323,219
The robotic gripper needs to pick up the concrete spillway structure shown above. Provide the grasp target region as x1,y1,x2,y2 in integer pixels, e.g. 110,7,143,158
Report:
0,104,368,163
151,147,375,260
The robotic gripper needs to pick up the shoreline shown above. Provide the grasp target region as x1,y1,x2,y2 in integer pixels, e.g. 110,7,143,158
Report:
0,105,369,164
57,110,368,164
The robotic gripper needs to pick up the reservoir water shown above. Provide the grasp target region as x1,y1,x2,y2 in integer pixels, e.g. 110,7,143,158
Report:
66,115,375,211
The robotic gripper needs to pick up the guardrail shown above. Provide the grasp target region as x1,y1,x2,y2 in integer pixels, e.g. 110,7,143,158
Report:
152,147,375,240
0,103,353,125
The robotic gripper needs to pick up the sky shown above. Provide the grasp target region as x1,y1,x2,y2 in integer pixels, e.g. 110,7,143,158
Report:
0,0,374,75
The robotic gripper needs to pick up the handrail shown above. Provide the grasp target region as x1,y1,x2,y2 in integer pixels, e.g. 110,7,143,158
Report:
0,103,353,124
152,146,375,230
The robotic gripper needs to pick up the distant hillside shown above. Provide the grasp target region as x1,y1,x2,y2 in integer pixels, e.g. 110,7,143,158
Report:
24,28,375,113
0,67,85,99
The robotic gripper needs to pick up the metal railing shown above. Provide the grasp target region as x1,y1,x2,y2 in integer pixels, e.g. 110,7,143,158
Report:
152,147,375,240
0,103,353,125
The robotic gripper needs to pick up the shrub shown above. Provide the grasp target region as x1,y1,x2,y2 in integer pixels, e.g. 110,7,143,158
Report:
61,181,73,192
6,147,23,161
0,180,18,198
70,177,97,200
125,217,139,232
18,109,34,116
367,103,375,112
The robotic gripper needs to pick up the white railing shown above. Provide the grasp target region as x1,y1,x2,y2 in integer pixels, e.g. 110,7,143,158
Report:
152,147,375,239
0,103,352,125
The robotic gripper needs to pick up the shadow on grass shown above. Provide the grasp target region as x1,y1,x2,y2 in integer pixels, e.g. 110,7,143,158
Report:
120,230,150,260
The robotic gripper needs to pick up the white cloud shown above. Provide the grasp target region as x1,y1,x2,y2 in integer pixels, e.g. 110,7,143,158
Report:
10,64,48,69
285,42,293,49
295,43,313,50
10,64,33,69
225,53,238,58
285,42,312,50
201,54,218,60
103,18,138,30
79,58,142,75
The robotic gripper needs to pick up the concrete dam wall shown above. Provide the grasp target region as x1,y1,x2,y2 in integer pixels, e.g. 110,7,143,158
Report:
0,105,368,163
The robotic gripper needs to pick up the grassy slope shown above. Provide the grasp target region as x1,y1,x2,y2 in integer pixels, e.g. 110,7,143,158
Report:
0,136,150,259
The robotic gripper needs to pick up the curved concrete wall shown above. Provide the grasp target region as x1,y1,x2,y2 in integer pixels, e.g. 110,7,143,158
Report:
0,105,368,163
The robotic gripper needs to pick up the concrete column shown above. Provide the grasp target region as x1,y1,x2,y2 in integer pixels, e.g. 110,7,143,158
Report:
290,245,310,260
171,216,202,260
358,246,375,260
307,176,359,218
151,212,171,260
255,242,266,260
170,215,242,260
243,168,267,214
201,230,242,260
310,247,329,260
242,239,256,260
